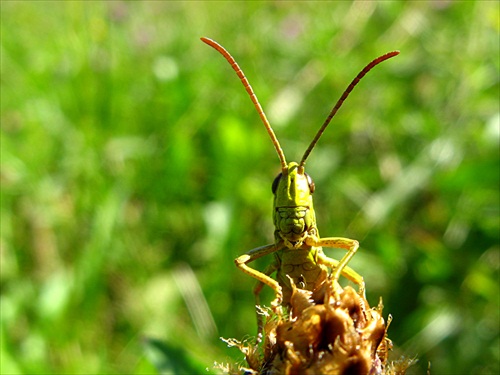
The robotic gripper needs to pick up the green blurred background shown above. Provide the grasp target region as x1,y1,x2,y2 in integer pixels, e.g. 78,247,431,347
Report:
1,1,498,374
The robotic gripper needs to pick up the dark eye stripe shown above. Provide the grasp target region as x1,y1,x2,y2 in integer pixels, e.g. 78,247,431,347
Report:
272,173,282,194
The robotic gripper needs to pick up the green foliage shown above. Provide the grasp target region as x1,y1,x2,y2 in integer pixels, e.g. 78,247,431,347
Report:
1,2,498,374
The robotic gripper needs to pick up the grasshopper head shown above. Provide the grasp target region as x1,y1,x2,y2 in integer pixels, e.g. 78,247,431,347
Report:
272,162,317,248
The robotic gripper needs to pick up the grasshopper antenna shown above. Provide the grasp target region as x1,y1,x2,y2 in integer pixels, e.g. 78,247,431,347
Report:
201,37,288,171
299,51,400,172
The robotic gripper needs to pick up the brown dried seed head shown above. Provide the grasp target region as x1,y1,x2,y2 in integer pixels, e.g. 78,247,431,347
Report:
217,280,414,375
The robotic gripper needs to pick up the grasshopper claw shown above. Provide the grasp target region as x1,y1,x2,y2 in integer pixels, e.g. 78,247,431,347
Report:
271,290,283,312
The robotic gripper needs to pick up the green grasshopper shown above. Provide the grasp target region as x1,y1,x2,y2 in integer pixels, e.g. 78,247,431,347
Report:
201,37,399,317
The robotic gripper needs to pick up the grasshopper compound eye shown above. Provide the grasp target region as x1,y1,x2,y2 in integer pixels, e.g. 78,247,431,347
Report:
305,173,315,194
272,173,282,195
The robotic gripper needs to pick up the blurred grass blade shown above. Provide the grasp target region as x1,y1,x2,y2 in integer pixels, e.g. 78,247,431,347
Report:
173,263,217,340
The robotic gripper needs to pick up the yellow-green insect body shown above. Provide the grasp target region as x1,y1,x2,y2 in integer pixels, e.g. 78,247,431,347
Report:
269,161,361,307
272,162,326,303
201,37,399,323
275,244,328,304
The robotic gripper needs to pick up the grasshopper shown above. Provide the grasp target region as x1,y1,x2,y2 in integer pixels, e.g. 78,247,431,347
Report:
201,37,399,319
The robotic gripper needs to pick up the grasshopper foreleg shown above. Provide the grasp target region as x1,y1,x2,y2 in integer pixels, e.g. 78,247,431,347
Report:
307,236,365,295
235,244,283,309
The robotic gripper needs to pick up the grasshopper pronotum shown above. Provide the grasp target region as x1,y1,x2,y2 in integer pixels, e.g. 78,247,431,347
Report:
201,37,398,326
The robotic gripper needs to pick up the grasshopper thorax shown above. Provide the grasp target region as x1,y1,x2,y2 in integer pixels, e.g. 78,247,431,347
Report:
272,162,317,248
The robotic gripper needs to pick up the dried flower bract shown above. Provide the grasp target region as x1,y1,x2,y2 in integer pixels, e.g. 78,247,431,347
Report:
217,279,414,375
